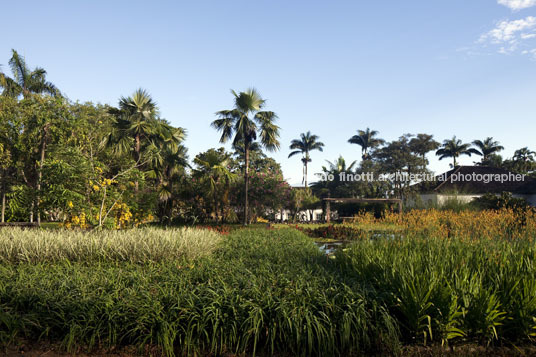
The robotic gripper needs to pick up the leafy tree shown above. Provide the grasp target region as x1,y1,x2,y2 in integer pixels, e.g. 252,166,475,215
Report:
212,88,280,225
375,134,423,198
348,128,385,160
288,131,324,187
436,136,478,168
17,96,71,224
408,133,439,169
288,188,320,222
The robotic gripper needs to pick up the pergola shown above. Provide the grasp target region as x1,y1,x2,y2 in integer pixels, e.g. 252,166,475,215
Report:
323,197,403,223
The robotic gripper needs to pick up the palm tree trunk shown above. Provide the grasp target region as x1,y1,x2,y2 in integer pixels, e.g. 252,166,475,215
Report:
134,133,140,192
304,161,308,187
244,142,249,226
453,156,457,167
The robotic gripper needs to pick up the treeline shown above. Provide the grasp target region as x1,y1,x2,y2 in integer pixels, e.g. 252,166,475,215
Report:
309,130,536,204
0,51,292,226
1,49,535,225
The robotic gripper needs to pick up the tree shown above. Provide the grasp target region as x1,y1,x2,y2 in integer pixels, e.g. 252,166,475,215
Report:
106,89,168,192
212,88,280,225
472,137,504,163
376,135,423,199
288,131,324,187
504,147,536,174
0,51,61,225
312,156,357,197
0,49,60,98
17,96,71,225
348,128,385,160
408,133,439,169
193,148,235,222
436,136,478,168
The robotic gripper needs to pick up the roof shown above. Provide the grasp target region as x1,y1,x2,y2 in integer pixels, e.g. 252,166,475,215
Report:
418,166,536,195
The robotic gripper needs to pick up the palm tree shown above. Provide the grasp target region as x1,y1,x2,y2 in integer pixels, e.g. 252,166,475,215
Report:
436,136,478,167
348,128,385,160
513,147,536,163
288,131,324,187
472,137,504,163
193,148,235,221
323,156,357,175
146,124,188,199
212,88,280,225
106,88,160,191
507,147,536,174
0,50,60,98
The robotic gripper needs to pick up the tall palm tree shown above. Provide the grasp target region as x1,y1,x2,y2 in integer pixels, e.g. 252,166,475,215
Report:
212,88,280,225
0,50,60,98
472,137,504,163
348,128,385,160
288,131,324,187
436,136,478,168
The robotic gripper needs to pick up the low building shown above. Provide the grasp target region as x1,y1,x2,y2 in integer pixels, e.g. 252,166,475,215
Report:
415,166,536,207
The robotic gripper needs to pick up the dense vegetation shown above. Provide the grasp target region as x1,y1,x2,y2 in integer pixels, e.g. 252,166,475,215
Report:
0,226,534,355
2,50,536,226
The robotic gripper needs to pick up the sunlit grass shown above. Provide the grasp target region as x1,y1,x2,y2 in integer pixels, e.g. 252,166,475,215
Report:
0,227,222,263
0,224,535,355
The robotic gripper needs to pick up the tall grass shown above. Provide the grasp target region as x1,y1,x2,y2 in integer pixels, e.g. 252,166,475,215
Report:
0,227,222,263
0,228,400,356
336,235,536,346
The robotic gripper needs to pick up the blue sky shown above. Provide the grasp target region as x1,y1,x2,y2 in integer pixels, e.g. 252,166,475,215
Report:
2,0,535,185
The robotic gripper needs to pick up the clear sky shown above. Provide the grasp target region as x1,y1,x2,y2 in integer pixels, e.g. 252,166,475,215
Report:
2,0,535,185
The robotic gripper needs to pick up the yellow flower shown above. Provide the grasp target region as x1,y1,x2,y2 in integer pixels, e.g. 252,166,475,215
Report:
93,185,100,191
67,201,73,208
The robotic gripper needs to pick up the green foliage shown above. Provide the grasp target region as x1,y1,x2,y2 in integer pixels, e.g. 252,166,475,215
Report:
336,234,536,346
0,228,400,356
472,192,530,210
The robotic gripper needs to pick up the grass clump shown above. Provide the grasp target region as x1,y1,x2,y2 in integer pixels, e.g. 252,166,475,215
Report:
0,227,222,263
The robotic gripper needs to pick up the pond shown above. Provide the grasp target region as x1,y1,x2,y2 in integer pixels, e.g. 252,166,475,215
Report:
314,240,350,255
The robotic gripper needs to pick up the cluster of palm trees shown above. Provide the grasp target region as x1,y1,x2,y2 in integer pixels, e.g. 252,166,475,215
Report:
2,48,535,225
435,136,504,167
